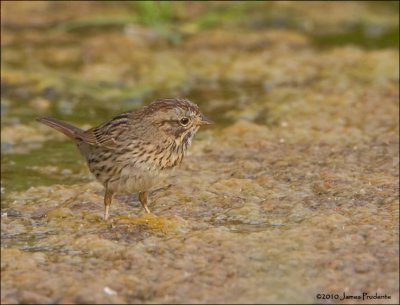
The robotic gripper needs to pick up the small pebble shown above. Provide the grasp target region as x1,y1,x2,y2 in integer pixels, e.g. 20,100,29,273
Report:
103,286,117,296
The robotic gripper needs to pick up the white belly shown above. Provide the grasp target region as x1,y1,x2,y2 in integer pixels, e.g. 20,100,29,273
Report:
110,162,171,194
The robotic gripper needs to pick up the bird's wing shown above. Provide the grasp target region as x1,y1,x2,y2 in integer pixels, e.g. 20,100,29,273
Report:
77,112,130,149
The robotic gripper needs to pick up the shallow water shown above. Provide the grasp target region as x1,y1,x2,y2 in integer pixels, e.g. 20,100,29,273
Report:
1,1,399,304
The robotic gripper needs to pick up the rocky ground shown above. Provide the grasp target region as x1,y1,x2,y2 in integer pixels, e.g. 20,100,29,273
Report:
1,1,399,304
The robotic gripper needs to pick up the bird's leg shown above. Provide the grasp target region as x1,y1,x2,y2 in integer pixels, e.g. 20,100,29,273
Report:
104,189,114,220
139,191,151,213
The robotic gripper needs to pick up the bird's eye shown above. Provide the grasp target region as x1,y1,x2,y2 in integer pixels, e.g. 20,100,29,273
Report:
179,117,189,126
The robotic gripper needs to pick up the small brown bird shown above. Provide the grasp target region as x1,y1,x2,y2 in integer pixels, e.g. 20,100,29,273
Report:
37,98,211,220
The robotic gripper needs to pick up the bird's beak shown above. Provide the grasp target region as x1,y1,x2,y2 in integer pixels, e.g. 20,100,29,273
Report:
198,114,213,126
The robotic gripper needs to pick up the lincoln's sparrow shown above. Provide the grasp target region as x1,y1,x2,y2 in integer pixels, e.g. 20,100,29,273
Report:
37,98,211,220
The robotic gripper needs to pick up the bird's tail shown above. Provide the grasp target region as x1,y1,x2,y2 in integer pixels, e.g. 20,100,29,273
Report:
36,116,83,140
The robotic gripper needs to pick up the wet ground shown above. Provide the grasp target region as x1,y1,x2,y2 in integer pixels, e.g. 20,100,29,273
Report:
1,1,399,304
